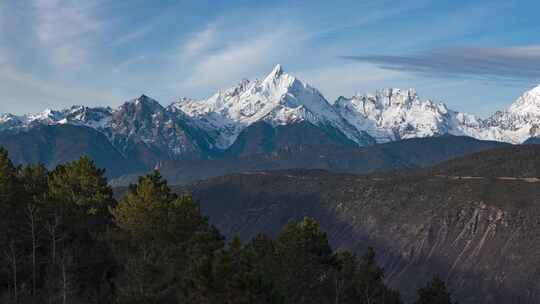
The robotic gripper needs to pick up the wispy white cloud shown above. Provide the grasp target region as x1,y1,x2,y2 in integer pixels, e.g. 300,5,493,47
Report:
113,55,147,73
0,62,123,114
0,0,536,116
181,23,218,60
33,0,104,68
111,23,155,46
175,22,304,95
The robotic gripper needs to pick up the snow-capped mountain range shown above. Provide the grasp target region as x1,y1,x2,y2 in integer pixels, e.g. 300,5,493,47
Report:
170,64,373,149
2,64,540,160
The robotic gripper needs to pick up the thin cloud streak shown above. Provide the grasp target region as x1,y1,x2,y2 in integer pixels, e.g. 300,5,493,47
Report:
33,0,103,68
175,21,305,97
342,45,540,83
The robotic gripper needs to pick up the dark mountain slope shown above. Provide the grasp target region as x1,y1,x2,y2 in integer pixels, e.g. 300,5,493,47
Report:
431,144,540,177
0,124,139,177
524,137,540,144
131,135,507,186
177,145,540,304
224,121,359,156
368,134,510,167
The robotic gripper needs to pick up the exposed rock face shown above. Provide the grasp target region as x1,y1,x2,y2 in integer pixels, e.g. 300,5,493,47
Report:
179,146,540,304
105,95,208,165
0,95,211,162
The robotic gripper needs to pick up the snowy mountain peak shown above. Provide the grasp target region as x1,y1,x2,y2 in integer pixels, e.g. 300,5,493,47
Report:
131,94,163,109
4,66,540,157
374,88,418,107
177,97,194,102
507,85,540,115
335,88,471,142
261,64,299,91
475,83,540,143
222,79,252,98
0,113,17,122
0,113,22,130
265,64,284,81
27,108,64,124
174,64,373,148
526,84,540,97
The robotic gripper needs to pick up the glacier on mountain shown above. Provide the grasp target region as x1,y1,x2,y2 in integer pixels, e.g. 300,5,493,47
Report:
2,64,540,157
334,88,491,143
171,64,373,149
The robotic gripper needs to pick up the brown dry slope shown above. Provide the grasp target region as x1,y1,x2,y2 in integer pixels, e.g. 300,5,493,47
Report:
179,145,540,304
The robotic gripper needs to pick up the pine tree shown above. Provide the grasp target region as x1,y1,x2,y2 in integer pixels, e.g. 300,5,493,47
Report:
19,163,48,203
333,250,358,304
46,156,116,303
354,247,402,304
19,164,48,299
0,147,19,238
112,171,174,241
231,235,283,304
112,171,224,303
48,156,114,224
0,148,22,303
414,276,456,304
275,217,334,304
0,148,17,201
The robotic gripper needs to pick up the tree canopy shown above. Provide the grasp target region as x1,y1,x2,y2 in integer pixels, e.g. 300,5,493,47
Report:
0,151,455,304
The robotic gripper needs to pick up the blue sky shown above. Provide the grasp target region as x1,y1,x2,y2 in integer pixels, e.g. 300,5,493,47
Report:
1,0,540,116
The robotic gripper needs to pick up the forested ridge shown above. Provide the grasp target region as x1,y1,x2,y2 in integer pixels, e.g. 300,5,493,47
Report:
0,148,454,304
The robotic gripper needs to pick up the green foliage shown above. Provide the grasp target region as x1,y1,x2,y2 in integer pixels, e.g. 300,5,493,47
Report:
331,248,402,304
19,163,48,201
112,171,175,241
0,147,17,204
355,247,402,304
414,276,456,304
188,236,282,304
48,155,114,220
333,250,359,303
275,217,334,303
0,152,456,304
46,156,116,303
111,171,224,303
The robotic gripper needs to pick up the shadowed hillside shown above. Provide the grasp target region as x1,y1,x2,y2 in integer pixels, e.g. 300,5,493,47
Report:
0,124,140,177
430,144,540,178
118,135,507,186
177,145,540,304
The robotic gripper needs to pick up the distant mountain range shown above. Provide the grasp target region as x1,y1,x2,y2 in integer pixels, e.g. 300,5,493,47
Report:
123,135,506,186
1,65,539,180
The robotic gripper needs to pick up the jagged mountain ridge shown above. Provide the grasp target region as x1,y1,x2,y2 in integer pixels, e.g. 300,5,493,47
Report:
0,95,213,161
2,64,540,165
172,65,540,146
482,85,540,143
334,88,484,142
171,64,374,149
333,85,540,144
